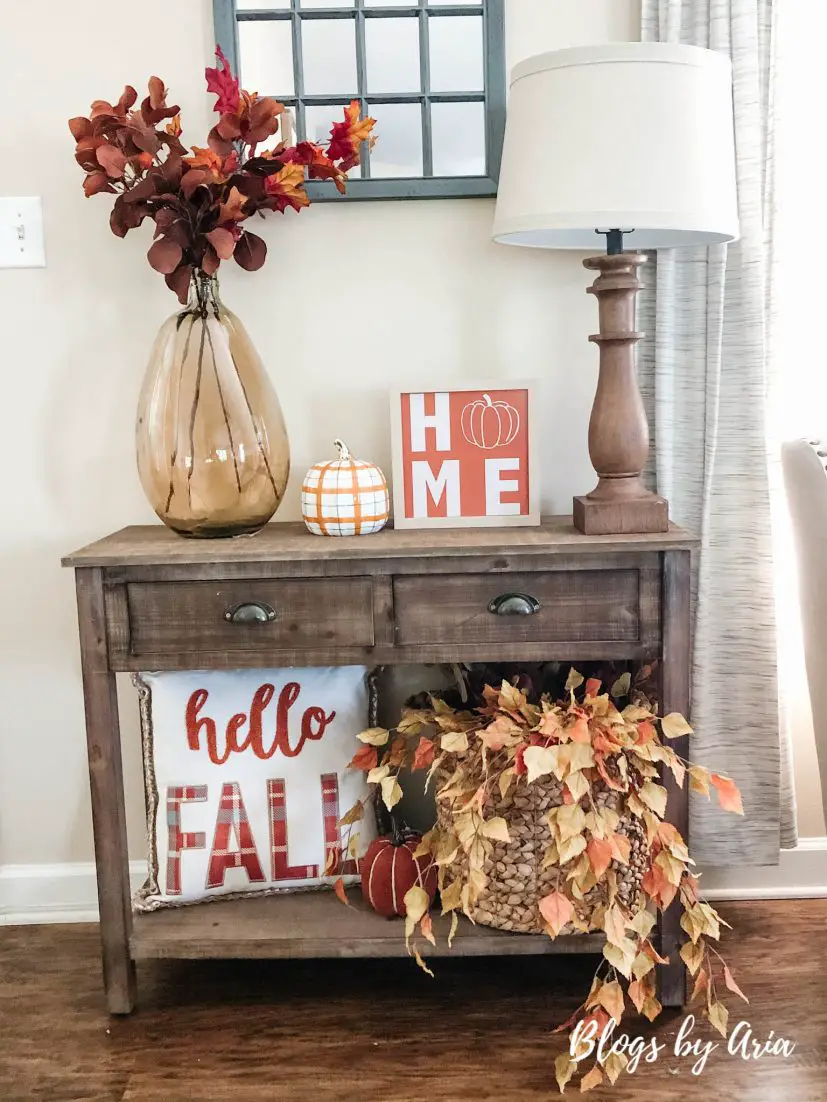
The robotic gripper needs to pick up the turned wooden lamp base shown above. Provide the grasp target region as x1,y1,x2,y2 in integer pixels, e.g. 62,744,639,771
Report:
573,246,669,536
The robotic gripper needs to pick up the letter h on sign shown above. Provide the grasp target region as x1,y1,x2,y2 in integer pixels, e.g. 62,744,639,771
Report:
390,383,540,529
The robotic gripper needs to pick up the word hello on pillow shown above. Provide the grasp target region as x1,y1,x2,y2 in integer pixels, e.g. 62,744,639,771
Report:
134,667,376,910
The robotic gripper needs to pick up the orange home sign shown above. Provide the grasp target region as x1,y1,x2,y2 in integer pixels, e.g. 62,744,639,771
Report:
391,384,539,529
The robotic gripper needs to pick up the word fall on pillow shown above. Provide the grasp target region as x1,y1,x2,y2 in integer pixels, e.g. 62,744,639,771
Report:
134,666,376,910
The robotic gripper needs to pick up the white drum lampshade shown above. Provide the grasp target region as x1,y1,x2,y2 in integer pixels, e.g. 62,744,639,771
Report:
493,43,739,251
492,43,739,536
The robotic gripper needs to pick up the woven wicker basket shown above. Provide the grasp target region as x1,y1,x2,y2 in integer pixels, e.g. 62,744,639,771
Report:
434,759,647,934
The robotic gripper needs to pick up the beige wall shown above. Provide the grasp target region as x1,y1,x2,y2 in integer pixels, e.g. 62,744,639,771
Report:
0,0,819,870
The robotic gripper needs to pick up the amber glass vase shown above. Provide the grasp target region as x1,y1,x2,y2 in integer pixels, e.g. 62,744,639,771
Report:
136,273,290,537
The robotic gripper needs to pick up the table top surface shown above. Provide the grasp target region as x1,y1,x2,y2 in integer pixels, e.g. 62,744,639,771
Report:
63,516,696,568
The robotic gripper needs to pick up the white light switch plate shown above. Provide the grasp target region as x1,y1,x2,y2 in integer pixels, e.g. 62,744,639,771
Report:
0,197,46,268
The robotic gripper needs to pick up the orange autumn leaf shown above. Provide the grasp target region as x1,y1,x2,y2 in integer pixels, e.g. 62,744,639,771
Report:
579,1065,604,1092
585,677,602,698
608,833,631,864
710,773,744,815
333,876,349,906
264,163,310,212
635,720,656,746
412,736,436,771
348,744,378,772
723,962,749,1003
568,716,592,745
217,184,249,223
539,890,574,937
586,837,614,879
328,99,376,162
627,978,646,1014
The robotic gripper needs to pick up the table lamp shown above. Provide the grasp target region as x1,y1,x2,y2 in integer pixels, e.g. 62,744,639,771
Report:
493,43,739,534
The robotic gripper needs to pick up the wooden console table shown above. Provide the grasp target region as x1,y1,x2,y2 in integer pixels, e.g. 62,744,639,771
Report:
63,517,695,1014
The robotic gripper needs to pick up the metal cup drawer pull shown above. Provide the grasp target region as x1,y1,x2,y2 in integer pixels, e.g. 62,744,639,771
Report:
488,593,541,616
224,600,277,624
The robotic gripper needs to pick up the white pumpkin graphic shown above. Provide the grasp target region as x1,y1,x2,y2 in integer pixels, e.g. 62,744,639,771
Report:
460,393,520,450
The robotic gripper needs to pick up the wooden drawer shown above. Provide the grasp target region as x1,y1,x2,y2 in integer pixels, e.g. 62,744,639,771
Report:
107,577,374,665
393,569,657,647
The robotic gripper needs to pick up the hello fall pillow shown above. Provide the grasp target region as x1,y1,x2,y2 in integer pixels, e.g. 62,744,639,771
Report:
134,667,376,910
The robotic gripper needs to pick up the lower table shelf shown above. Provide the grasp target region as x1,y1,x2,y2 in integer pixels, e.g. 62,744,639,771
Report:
130,890,606,961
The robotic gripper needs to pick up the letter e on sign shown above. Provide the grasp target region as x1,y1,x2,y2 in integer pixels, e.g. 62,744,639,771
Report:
391,383,539,529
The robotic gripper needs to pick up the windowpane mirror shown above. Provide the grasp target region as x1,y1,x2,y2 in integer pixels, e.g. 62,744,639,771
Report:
432,101,486,176
221,0,504,199
238,20,295,98
365,17,420,95
367,102,423,177
301,18,358,96
429,15,483,92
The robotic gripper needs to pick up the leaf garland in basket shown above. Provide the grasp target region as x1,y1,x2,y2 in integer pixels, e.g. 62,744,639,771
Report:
341,667,748,1093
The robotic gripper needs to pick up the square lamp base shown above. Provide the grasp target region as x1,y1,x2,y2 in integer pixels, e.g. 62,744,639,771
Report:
573,493,669,536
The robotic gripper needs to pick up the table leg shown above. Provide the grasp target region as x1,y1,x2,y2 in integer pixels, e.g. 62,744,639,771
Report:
76,567,136,1014
657,549,691,1008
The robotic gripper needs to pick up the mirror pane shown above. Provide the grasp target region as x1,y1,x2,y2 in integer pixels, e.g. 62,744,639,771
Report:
237,1,290,9
365,17,420,94
364,0,415,6
301,17,358,95
428,15,483,92
367,102,423,177
429,0,481,5
300,0,354,7
431,101,485,176
238,19,295,97
304,103,364,176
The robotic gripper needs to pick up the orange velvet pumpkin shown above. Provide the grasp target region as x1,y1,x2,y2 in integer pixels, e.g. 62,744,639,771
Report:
360,829,437,918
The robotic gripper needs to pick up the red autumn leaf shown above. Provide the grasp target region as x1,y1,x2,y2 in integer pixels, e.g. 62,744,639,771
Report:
206,227,237,260
514,744,528,775
165,264,193,305
412,736,436,771
69,116,92,141
180,168,211,200
83,171,115,197
586,836,614,879
348,744,378,772
96,143,126,179
538,890,574,937
148,75,166,110
147,236,183,275
585,678,602,697
201,244,220,276
234,230,267,271
333,877,350,906
710,773,744,815
206,46,241,116
327,99,376,163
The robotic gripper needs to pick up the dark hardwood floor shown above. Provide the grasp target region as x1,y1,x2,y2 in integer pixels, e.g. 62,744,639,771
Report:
1,900,825,1101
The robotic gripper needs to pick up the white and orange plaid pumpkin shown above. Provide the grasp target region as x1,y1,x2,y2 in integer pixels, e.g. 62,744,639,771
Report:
301,439,389,537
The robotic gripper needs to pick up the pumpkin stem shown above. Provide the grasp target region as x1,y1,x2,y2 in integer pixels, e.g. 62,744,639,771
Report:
389,815,407,847
482,393,493,407
333,438,350,461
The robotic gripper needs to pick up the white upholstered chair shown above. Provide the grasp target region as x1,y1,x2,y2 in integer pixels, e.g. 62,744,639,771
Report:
782,437,827,823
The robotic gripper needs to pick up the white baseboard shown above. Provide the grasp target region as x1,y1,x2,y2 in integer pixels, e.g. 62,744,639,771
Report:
0,860,146,925
1,841,825,925
700,836,827,900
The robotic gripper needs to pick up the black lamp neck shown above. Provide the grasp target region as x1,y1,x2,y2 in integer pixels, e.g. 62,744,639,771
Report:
599,228,626,256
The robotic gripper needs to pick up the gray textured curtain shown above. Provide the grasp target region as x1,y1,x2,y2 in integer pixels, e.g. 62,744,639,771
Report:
639,0,798,862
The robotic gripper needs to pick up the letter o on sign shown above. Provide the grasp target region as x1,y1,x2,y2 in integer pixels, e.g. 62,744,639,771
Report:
461,393,520,450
